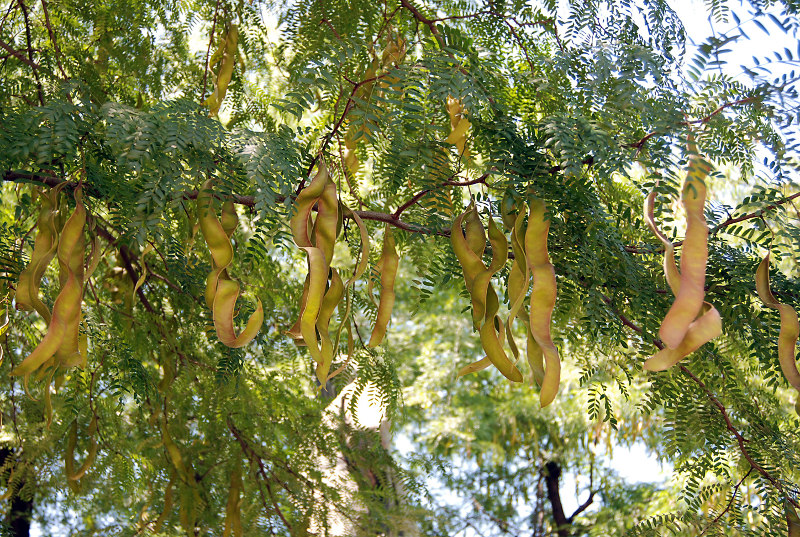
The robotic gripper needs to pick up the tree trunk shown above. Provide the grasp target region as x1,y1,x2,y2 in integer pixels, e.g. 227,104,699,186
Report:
0,448,33,537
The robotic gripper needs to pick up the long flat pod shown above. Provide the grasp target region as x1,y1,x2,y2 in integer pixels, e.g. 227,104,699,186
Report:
644,188,680,295
316,268,344,382
212,279,264,348
643,302,721,371
450,206,484,299
368,225,399,347
12,189,86,378
15,188,60,322
525,198,560,407
659,152,712,348
756,253,800,413
479,286,523,382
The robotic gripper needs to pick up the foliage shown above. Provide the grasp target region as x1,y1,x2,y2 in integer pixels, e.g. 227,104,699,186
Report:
1,0,800,535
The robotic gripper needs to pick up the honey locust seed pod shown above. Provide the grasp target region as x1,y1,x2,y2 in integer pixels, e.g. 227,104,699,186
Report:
644,188,680,295
789,503,800,537
300,246,329,364
131,243,153,301
451,206,484,296
198,181,233,269
291,162,330,248
287,275,310,345
204,24,239,117
314,176,339,265
368,225,399,347
15,188,59,322
659,151,711,349
755,253,800,402
527,327,545,386
220,201,239,237
479,283,522,382
525,197,561,407
470,218,508,327
213,279,264,348
643,302,721,371
457,356,491,377
316,268,344,383
152,471,176,533
66,416,98,481
12,189,86,377
465,204,486,258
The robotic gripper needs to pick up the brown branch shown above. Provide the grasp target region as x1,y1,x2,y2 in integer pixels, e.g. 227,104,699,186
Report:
626,96,760,151
602,292,799,509
392,172,490,219
0,36,39,69
40,0,66,79
17,0,43,105
698,466,754,536
568,491,595,523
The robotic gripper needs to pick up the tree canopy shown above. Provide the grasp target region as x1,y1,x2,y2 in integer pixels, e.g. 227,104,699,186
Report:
1,0,800,535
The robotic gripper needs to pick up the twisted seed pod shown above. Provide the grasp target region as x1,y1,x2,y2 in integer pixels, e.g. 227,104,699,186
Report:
643,166,720,370
204,24,239,117
12,189,86,378
65,415,98,481
659,151,712,349
525,198,561,407
223,463,244,537
445,97,471,156
15,188,60,322
755,253,800,414
788,503,800,537
152,470,176,533
644,303,721,371
368,225,399,347
198,182,262,348
316,268,344,382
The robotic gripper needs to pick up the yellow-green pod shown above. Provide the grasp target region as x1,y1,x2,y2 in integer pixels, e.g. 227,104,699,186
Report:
66,416,98,481
212,279,264,348
291,163,329,248
220,201,239,237
451,207,484,300
755,253,800,406
368,225,399,347
659,153,711,349
526,326,545,386
464,204,486,258
525,198,561,407
300,246,329,363
470,218,508,327
644,189,680,295
457,356,491,378
287,275,310,345
788,503,800,537
316,268,344,383
314,178,339,265
643,302,721,371
204,24,239,117
479,284,523,382
153,471,176,533
15,188,60,322
198,181,234,270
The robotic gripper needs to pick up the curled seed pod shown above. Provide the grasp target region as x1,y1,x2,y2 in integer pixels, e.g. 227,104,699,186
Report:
65,415,98,481
368,225,399,347
204,24,239,117
788,503,800,537
15,188,60,322
659,151,712,349
287,275,310,346
458,356,491,377
451,205,484,308
643,302,721,372
213,279,264,348
300,247,329,363
445,97,471,156
755,253,800,413
12,189,86,378
644,188,680,294
316,268,344,382
223,463,243,537
506,209,530,358
471,219,508,327
152,470,176,533
525,198,561,407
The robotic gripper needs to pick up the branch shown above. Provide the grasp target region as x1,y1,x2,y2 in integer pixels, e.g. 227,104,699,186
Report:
392,172,490,219
0,36,39,69
567,490,595,523
541,461,570,537
602,292,799,509
698,466,753,536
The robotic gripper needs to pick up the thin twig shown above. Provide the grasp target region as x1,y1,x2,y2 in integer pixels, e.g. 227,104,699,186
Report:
698,466,754,536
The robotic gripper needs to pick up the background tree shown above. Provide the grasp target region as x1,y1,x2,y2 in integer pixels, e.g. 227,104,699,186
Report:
1,0,800,536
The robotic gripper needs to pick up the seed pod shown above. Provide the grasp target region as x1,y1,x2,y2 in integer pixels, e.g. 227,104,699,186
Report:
755,253,800,413
223,463,244,537
368,225,399,347
153,470,176,533
316,268,344,382
13,189,86,378
203,24,239,117
659,151,712,348
457,356,491,377
643,302,721,371
788,503,800,537
213,279,264,348
644,188,680,294
525,198,560,407
65,415,98,481
15,188,60,322
445,97,471,156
